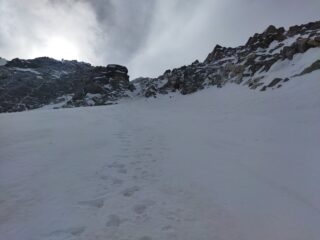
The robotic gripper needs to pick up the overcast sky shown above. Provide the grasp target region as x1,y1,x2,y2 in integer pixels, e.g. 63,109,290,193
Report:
0,0,319,79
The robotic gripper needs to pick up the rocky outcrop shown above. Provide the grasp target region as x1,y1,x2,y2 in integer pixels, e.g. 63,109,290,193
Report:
64,64,133,108
281,37,320,60
0,58,133,112
245,25,286,51
135,20,320,97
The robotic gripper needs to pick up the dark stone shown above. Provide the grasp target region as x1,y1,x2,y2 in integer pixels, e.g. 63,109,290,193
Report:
264,25,278,34
268,78,283,88
205,45,227,63
281,35,320,61
262,58,280,72
106,64,128,74
296,38,309,52
299,60,320,75
105,64,129,82
144,86,157,98
307,39,320,47
164,69,171,75
192,60,200,65
245,25,286,51
260,86,267,91
85,82,105,94
281,46,296,60
287,25,302,37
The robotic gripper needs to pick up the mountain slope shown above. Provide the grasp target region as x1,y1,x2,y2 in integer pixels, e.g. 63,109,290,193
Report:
0,69,319,240
0,20,320,113
134,21,320,96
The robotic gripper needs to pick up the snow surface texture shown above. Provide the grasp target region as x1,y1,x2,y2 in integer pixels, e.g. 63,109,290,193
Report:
1,71,320,240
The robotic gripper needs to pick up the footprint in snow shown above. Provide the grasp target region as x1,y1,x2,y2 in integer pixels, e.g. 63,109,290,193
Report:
46,226,85,238
108,162,126,169
117,168,128,174
106,214,126,227
139,236,153,240
122,186,140,197
78,198,104,208
133,200,156,214
130,160,142,165
161,225,174,232
100,174,109,180
112,178,124,185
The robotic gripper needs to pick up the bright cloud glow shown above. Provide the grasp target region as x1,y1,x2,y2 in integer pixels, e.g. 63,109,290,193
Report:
31,37,80,61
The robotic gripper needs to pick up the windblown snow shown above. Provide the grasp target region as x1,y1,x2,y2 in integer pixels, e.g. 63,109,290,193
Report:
0,71,320,240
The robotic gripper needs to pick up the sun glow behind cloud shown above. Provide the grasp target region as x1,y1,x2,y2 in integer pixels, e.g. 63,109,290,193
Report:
0,0,102,64
31,36,80,61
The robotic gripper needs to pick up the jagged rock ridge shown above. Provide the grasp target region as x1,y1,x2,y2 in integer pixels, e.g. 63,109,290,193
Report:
136,20,320,97
0,59,134,112
0,20,320,113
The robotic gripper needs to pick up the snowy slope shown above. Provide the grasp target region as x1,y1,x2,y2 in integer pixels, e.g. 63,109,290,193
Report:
1,71,320,240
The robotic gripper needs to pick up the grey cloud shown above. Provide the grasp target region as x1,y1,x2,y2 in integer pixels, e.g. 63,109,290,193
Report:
47,0,156,64
0,0,319,79
92,0,156,62
0,0,101,62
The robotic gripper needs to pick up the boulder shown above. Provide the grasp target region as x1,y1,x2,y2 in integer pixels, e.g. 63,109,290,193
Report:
281,46,296,60
268,78,283,88
144,86,157,98
264,25,278,34
287,25,302,37
205,45,226,63
105,64,129,83
307,39,320,47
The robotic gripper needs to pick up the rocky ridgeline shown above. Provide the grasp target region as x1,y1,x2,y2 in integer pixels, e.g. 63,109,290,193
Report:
135,20,320,97
0,58,134,112
0,20,320,113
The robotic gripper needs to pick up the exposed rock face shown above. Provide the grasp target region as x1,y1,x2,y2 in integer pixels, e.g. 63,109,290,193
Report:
64,64,133,108
0,20,320,113
281,37,320,60
299,60,320,76
245,25,286,51
0,58,133,112
134,20,320,97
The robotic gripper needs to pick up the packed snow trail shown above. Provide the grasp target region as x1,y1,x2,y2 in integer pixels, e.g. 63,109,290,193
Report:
1,72,320,240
